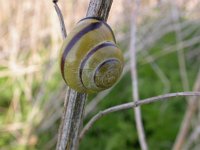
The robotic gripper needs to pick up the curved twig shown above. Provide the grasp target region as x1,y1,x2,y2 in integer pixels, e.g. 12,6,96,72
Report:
79,92,200,140
53,1,67,39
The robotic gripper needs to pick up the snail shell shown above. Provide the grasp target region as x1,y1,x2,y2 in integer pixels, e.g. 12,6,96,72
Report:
60,17,124,93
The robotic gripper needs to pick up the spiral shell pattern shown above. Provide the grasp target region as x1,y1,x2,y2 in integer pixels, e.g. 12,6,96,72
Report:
60,17,124,93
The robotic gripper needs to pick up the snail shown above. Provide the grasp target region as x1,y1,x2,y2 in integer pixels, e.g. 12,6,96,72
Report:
60,17,124,93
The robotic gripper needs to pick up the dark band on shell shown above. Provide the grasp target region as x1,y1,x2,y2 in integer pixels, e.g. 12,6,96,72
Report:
79,42,116,88
79,17,116,43
61,22,102,80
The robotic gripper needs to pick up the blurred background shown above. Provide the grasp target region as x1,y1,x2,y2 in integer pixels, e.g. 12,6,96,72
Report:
0,0,200,149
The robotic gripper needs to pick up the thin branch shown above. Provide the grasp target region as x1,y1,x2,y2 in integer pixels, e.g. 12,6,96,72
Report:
171,0,189,92
53,1,67,39
53,1,87,150
173,70,200,150
184,124,200,150
129,0,148,150
79,91,200,140
171,2,197,149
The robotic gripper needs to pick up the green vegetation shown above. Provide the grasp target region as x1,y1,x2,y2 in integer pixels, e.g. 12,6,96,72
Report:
1,30,199,150
1,29,200,150
1,2,200,149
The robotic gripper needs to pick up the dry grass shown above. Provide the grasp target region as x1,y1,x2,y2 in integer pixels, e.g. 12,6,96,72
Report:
0,0,199,149
0,0,129,149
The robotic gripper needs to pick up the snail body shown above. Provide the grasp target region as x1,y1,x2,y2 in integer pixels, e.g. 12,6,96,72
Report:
60,17,124,93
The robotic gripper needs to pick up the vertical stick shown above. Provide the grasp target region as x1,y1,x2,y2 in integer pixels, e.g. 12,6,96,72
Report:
129,1,148,150
171,0,189,92
173,70,200,150
170,1,190,150
54,1,113,150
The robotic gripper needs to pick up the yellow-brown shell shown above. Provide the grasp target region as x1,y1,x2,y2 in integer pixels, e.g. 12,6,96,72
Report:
60,17,124,93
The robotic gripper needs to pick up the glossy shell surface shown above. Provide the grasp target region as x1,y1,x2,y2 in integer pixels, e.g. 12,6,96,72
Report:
60,18,124,93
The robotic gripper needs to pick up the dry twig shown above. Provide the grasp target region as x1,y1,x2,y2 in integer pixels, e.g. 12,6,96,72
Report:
79,91,200,140
173,70,200,150
53,1,87,150
129,0,148,150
